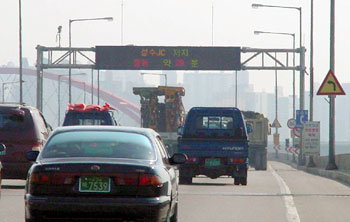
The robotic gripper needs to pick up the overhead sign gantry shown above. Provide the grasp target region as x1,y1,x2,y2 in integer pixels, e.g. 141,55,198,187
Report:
95,46,241,70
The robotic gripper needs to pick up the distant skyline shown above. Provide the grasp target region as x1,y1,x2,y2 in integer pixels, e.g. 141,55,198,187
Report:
1,0,350,97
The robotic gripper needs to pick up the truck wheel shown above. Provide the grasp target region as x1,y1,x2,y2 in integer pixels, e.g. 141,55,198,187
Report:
261,153,267,170
255,154,261,170
240,177,247,186
234,177,240,185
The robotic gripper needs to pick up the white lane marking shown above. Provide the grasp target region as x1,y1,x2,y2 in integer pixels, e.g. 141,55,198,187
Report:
269,163,301,222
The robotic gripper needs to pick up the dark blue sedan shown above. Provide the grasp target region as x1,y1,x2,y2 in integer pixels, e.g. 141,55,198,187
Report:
24,126,186,222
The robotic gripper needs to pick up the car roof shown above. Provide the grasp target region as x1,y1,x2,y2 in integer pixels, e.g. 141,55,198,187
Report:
0,103,37,110
53,126,158,138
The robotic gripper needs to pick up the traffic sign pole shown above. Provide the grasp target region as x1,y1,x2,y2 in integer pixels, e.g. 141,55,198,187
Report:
326,95,337,169
326,0,337,170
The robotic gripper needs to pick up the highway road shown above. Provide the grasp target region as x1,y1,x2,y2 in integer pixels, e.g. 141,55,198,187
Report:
1,161,350,222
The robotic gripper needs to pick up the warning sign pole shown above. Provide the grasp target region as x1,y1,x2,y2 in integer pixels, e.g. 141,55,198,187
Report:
327,94,337,169
326,0,337,170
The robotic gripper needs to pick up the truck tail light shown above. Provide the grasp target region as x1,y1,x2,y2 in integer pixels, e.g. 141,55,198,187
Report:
229,158,245,164
187,157,197,162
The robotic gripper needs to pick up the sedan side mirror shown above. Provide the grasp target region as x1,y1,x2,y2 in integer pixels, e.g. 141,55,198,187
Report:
0,143,6,154
170,153,187,165
26,151,40,162
177,126,184,135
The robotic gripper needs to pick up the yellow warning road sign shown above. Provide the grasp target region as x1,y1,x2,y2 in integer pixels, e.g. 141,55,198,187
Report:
317,70,345,95
271,118,281,128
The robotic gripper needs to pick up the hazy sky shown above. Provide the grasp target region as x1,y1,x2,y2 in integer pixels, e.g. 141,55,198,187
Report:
1,0,350,96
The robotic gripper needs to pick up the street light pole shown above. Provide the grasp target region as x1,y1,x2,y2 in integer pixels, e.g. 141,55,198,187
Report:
57,73,86,126
91,69,94,104
69,20,72,104
235,71,238,107
121,0,124,45
252,3,303,109
68,17,113,104
19,0,23,104
211,1,214,46
252,3,304,165
97,70,100,105
2,81,24,103
254,30,296,159
310,0,314,121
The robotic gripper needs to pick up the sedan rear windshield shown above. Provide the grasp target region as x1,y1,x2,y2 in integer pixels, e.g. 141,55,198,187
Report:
41,131,155,160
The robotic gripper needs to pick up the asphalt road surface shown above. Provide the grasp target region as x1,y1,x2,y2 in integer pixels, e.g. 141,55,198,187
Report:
2,161,350,222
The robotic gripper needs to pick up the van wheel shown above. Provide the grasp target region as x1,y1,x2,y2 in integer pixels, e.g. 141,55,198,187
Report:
234,177,240,185
179,176,192,185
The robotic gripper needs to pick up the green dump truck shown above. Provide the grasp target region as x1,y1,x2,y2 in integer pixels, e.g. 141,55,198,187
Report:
242,111,270,171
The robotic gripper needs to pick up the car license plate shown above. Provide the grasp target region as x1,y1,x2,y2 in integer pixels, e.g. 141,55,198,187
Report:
79,176,111,193
205,158,221,167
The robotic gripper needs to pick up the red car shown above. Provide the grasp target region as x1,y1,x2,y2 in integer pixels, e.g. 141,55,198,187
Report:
0,104,51,179
0,143,5,187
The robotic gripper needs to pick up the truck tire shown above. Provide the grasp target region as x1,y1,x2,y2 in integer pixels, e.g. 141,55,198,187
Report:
240,177,247,186
261,153,267,170
255,154,262,170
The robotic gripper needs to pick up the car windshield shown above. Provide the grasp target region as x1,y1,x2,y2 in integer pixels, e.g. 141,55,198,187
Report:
41,131,155,160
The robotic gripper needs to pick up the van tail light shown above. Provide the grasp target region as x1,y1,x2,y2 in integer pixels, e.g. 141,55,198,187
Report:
113,173,138,186
229,158,245,164
139,174,163,187
31,140,42,151
29,172,75,185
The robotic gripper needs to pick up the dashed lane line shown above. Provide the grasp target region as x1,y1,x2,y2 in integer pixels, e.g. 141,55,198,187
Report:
269,163,301,222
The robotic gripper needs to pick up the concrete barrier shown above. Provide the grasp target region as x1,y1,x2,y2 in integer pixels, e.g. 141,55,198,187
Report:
268,152,350,186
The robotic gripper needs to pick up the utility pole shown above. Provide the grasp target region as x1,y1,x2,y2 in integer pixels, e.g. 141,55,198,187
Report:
326,0,337,170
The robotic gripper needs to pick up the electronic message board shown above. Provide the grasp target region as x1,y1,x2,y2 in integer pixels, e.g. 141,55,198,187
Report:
95,46,241,70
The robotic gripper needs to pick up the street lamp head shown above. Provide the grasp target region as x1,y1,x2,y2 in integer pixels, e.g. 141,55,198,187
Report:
254,31,261,35
252,4,262,9
104,17,114,21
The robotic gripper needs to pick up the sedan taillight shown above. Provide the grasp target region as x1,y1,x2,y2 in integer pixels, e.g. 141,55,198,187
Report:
139,174,163,187
30,172,75,185
113,173,163,187
113,173,138,186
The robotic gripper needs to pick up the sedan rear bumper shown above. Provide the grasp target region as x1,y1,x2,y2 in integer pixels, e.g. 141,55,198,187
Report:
25,194,171,221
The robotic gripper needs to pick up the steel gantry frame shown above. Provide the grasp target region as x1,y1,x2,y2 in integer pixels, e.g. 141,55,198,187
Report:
36,46,306,143
241,47,306,162
241,47,306,111
36,45,306,110
36,45,95,111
